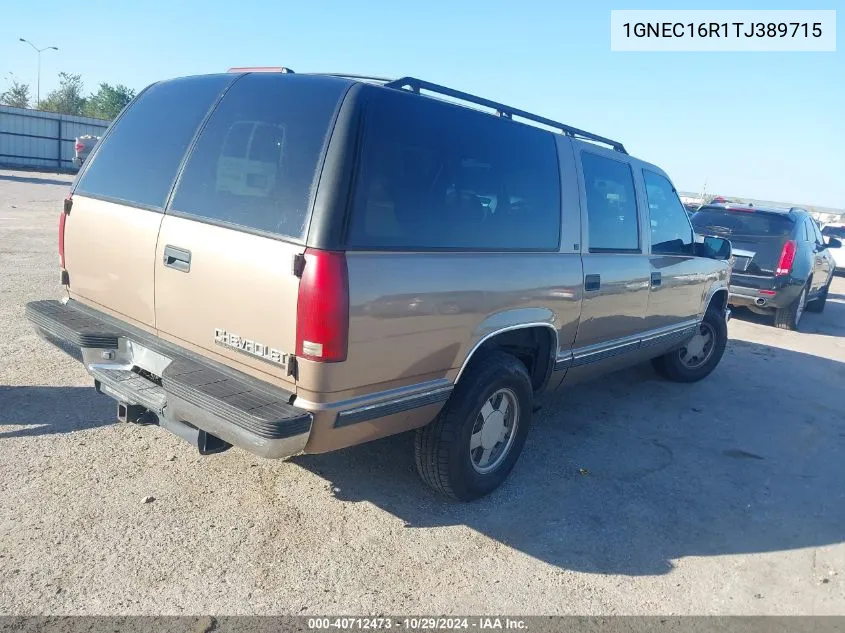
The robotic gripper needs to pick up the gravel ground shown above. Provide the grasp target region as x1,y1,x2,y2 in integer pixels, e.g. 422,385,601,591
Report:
1,169,843,615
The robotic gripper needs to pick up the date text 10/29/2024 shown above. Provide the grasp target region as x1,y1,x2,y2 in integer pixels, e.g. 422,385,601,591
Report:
623,22,823,39
307,617,527,630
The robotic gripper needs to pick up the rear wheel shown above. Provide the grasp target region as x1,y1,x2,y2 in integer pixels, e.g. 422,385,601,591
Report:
414,351,532,501
806,278,831,313
774,283,808,330
652,307,727,383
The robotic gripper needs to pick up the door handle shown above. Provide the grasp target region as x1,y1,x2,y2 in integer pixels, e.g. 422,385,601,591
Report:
163,245,191,273
584,274,601,292
651,271,662,287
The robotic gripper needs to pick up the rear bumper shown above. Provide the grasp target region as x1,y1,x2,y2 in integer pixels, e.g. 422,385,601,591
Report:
728,279,803,310
26,299,312,459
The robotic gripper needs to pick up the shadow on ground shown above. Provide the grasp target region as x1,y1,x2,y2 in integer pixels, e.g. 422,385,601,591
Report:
0,386,113,438
294,337,845,576
0,173,73,187
731,290,845,337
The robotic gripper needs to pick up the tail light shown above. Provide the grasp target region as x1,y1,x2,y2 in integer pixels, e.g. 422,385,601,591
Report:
775,240,796,276
74,141,84,152
59,194,72,269
295,249,349,362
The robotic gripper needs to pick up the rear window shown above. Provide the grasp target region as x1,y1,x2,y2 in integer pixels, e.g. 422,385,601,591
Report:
822,225,845,239
691,207,794,238
169,74,347,240
76,75,232,209
345,87,561,251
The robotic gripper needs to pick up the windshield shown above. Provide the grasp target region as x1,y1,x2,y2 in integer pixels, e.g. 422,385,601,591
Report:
691,207,794,238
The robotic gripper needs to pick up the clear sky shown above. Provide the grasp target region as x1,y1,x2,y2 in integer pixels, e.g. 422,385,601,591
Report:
3,0,843,208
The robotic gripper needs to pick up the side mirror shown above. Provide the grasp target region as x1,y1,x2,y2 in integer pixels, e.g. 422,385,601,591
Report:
827,237,842,249
695,235,732,260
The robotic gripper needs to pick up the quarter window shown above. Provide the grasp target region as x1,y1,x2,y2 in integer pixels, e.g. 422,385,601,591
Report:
346,88,561,251
581,152,639,252
643,170,694,255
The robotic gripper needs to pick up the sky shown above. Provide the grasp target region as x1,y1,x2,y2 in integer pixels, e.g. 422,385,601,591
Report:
2,0,843,208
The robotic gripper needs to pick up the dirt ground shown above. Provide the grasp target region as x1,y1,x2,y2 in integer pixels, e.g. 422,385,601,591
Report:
1,169,843,615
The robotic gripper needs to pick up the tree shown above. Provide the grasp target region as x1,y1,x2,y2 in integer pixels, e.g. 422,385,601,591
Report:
84,83,135,120
39,72,86,115
0,79,32,109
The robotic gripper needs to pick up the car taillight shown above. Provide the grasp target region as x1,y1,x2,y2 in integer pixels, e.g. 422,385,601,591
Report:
775,240,796,276
59,195,72,269
295,249,349,362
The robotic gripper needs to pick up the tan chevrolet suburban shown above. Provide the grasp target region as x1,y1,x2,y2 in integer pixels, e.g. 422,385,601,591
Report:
27,68,733,500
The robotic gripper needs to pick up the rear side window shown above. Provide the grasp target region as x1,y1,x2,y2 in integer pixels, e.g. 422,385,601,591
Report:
346,88,561,251
76,75,232,209
581,152,639,252
170,74,347,239
691,207,794,237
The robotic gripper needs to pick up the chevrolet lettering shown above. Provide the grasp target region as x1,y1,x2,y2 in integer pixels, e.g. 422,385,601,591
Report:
214,328,287,365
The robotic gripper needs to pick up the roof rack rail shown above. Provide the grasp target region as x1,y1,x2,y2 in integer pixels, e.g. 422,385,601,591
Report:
314,73,394,83
227,66,296,74
384,76,627,154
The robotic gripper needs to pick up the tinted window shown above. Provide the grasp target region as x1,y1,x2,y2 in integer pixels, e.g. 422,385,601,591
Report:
581,152,639,251
76,75,231,208
801,218,811,241
170,74,347,239
822,225,845,239
691,207,794,237
346,88,561,250
643,170,693,255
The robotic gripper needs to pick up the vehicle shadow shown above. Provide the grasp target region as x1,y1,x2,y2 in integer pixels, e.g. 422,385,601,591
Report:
0,386,114,439
293,338,845,576
731,293,845,337
0,173,73,187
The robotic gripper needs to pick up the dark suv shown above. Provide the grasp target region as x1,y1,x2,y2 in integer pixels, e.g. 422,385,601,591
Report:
692,204,841,330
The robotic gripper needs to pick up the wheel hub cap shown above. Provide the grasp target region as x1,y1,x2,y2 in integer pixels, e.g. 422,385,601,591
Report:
469,388,519,474
480,410,506,449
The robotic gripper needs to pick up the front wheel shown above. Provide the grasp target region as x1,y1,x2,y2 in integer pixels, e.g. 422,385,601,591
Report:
652,307,728,383
806,278,831,313
414,351,532,501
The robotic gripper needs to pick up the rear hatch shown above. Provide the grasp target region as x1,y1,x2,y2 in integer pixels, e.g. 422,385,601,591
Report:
152,73,350,391
65,75,234,329
691,206,795,277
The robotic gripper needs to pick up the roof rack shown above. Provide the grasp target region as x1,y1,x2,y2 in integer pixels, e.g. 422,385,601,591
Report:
384,76,627,154
316,73,394,84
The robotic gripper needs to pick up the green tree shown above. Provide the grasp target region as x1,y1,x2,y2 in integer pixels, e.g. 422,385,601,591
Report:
0,79,32,109
39,72,86,115
84,83,135,120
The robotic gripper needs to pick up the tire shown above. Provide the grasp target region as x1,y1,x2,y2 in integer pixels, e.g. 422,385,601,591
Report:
414,351,532,501
651,307,728,383
806,278,831,313
774,282,808,330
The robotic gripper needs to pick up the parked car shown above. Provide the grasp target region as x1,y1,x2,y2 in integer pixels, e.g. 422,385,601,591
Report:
72,135,100,169
27,69,732,500
692,204,841,330
821,223,845,273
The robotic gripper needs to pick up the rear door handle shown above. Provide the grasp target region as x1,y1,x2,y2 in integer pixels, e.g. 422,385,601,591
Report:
163,245,191,273
584,274,601,292
651,271,662,287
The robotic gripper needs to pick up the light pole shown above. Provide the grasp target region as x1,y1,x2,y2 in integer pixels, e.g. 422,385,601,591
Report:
19,38,59,108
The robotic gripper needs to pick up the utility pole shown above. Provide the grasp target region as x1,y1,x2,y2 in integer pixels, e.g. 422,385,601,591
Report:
18,38,59,107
